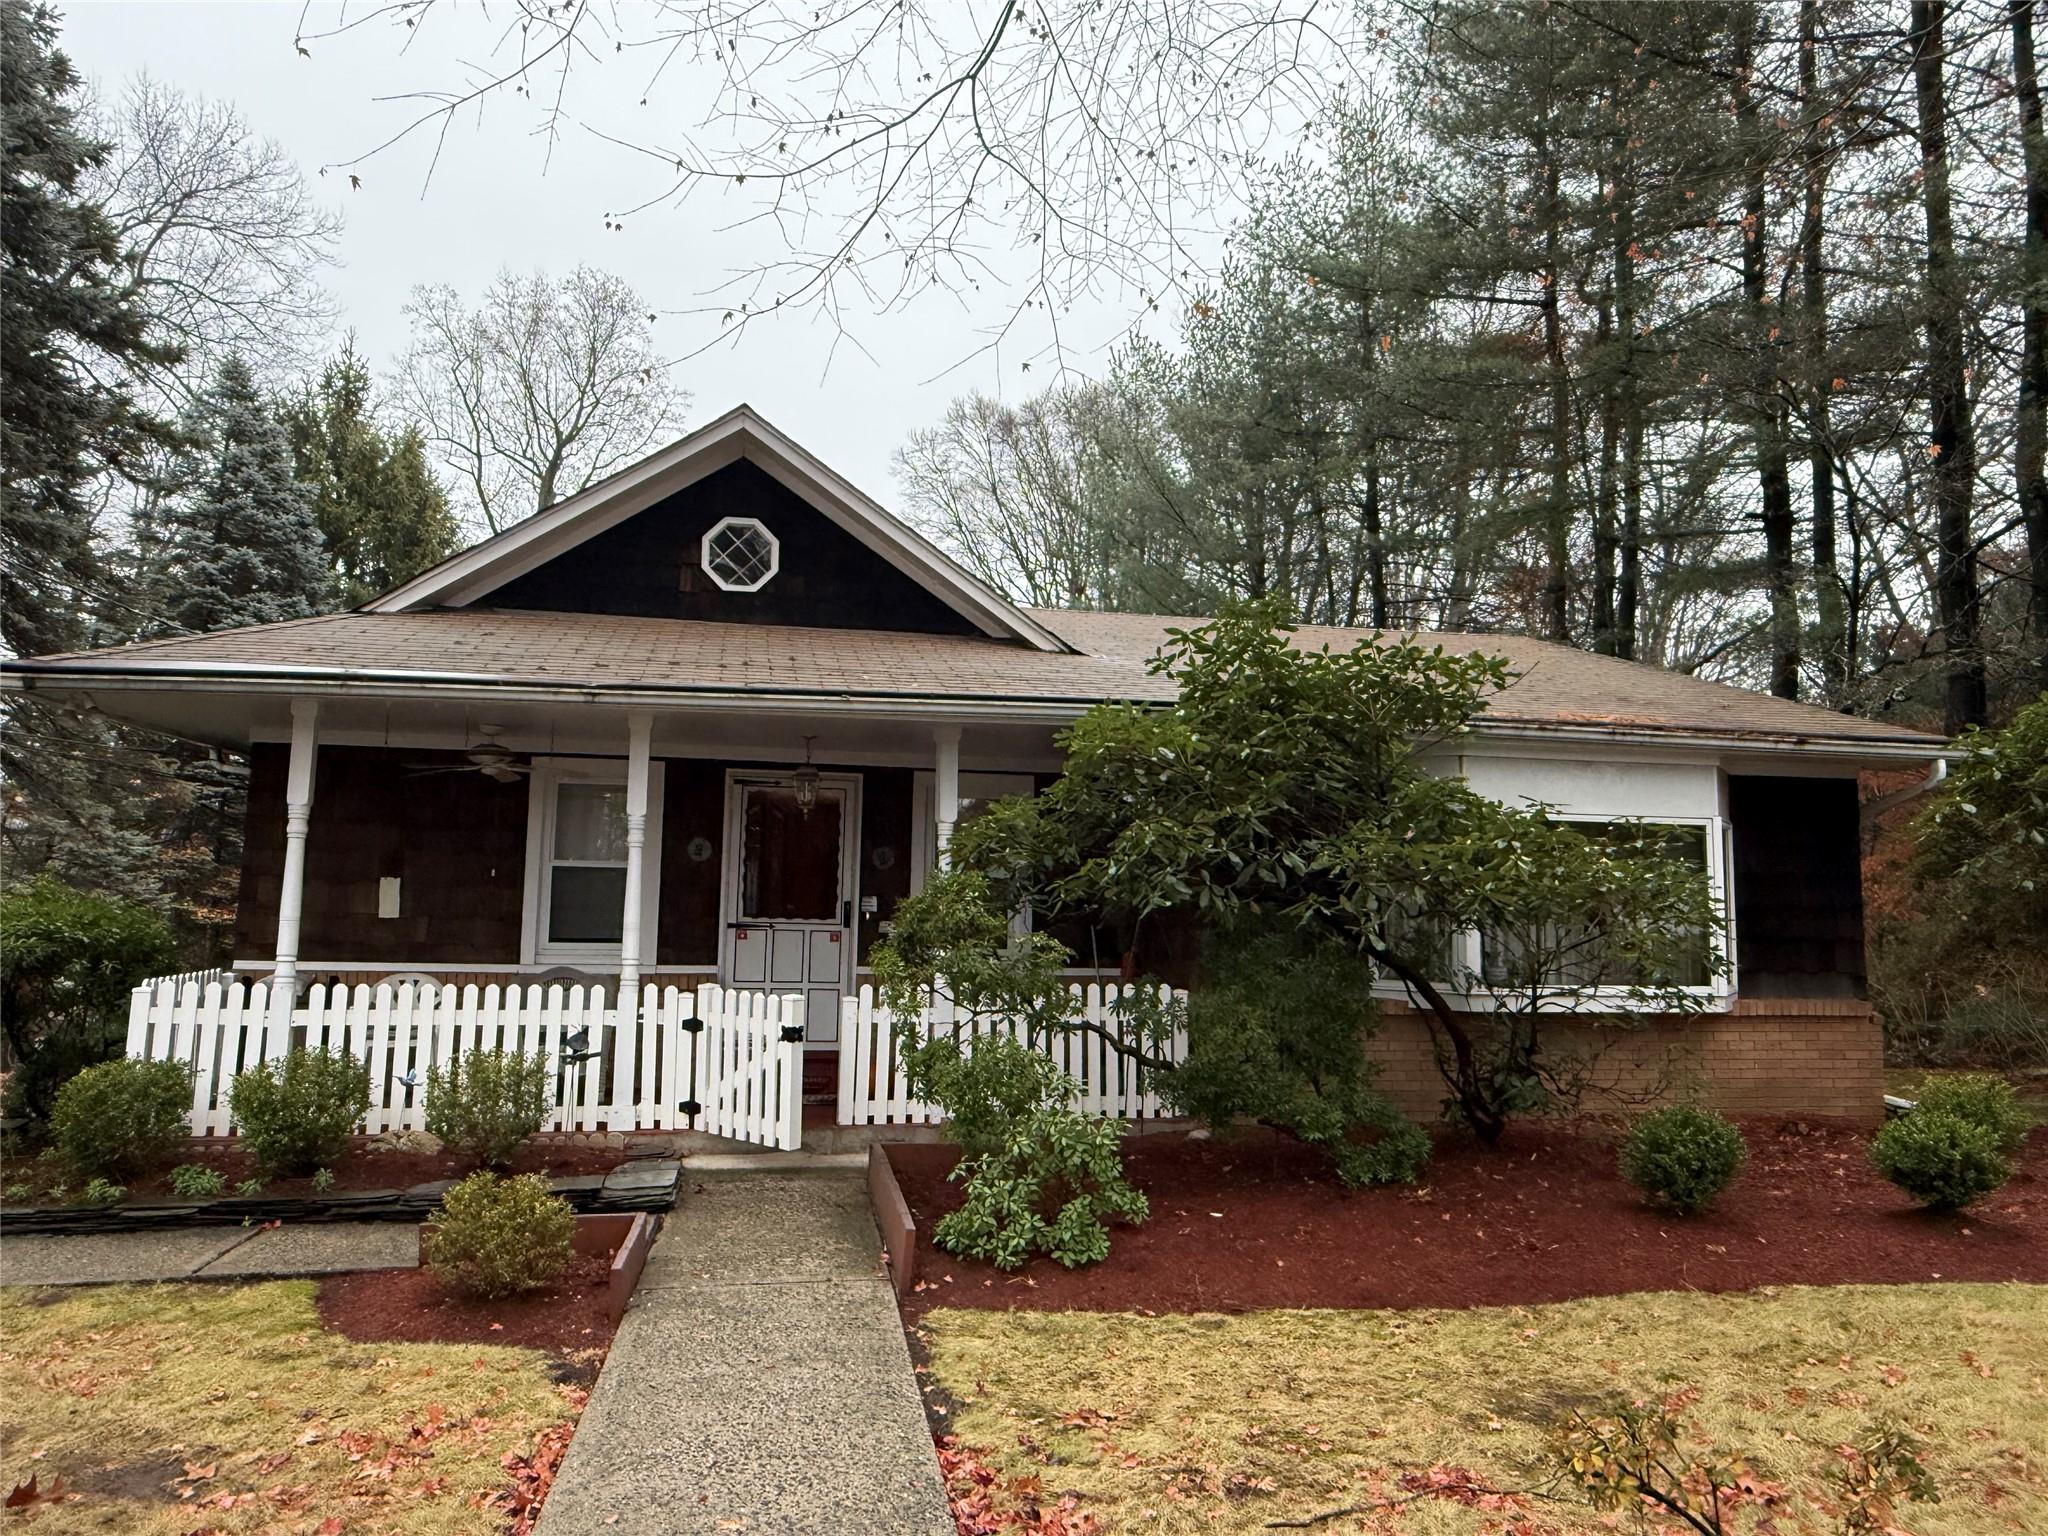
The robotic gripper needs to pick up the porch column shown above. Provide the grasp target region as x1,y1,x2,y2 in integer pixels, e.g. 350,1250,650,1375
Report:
618,711,653,1008
933,724,962,869
267,697,319,1056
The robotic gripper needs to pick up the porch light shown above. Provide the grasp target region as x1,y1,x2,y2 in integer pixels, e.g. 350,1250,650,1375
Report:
793,735,821,815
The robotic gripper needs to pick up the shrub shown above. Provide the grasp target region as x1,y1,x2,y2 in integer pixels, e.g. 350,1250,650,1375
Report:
1910,1072,2028,1155
80,1177,124,1208
424,1048,553,1167
1870,1111,2011,1211
0,1016,126,1136
425,1172,575,1299
936,1110,1150,1271
312,1167,335,1193
1618,1105,1748,1215
229,1048,370,1176
903,1030,1073,1161
49,1057,192,1178
169,1163,228,1198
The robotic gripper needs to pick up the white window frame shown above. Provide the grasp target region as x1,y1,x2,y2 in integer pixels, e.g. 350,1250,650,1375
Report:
519,756,666,967
699,515,781,593
1370,811,1733,1013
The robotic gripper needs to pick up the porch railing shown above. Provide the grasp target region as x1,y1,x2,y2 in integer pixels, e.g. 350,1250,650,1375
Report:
125,977,805,1149
836,982,1190,1129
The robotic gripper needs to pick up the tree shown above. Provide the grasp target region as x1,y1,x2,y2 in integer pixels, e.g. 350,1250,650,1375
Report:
154,354,332,636
395,266,686,535
282,339,459,605
879,603,1723,1146
0,0,178,660
2013,0,2048,696
1913,693,2048,951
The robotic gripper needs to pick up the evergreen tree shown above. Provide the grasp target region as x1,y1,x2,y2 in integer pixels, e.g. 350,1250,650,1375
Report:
0,0,178,657
155,354,332,635
281,339,459,606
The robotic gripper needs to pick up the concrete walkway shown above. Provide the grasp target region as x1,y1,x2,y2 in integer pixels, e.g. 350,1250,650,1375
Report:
539,1167,952,1536
1,1222,421,1287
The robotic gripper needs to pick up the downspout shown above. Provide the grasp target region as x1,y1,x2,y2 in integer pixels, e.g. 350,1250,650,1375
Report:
1860,757,1949,824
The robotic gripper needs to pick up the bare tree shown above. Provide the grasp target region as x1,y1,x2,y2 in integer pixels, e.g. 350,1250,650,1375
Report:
394,266,688,534
86,73,341,400
300,1,1364,364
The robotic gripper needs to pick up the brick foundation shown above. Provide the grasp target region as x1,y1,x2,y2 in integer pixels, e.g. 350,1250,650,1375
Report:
1366,998,1884,1124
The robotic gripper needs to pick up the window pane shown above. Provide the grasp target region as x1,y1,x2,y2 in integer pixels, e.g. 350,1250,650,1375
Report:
741,787,842,920
549,865,626,943
1480,821,1711,988
554,782,627,861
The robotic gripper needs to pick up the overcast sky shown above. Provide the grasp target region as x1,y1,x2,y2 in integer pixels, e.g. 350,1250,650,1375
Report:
57,1,1189,500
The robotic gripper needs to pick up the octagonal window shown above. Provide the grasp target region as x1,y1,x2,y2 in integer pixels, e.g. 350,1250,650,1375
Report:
701,517,780,592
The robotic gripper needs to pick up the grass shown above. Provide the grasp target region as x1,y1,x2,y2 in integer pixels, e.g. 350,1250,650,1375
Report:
0,1280,580,1534
922,1283,2048,1534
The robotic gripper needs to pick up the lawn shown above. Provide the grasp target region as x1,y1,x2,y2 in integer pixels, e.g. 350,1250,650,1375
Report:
920,1283,2048,1535
0,1280,583,1534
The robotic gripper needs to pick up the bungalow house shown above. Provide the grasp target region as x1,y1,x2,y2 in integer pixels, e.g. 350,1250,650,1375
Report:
0,406,1945,1142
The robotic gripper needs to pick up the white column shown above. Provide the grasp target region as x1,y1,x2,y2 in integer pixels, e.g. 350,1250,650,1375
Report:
933,724,962,870
267,697,319,1056
618,712,653,1008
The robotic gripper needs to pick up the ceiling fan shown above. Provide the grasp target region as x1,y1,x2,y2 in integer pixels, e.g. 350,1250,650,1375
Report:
406,727,532,783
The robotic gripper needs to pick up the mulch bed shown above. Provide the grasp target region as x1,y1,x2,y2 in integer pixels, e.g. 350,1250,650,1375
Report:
316,1255,620,1366
47,1139,633,1203
890,1120,2048,1317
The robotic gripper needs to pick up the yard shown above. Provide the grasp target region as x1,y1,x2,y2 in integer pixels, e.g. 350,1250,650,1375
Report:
919,1282,2048,1535
0,1280,587,1534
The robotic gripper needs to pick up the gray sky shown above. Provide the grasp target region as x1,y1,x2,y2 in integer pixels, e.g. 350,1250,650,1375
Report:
57,1,1183,500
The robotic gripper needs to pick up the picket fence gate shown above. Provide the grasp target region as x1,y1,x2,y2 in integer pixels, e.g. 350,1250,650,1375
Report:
836,982,1189,1128
125,977,805,1150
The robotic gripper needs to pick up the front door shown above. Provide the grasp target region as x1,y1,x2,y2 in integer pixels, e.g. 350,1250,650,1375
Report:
718,773,859,1044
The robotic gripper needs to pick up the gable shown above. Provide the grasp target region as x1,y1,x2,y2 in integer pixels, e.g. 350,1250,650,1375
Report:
364,405,1070,651
486,460,983,635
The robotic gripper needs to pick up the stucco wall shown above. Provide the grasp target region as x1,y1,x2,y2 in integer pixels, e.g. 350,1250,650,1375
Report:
1366,998,1885,1124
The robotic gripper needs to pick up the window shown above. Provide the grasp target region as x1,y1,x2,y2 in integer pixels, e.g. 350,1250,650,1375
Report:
910,772,1037,892
701,517,779,592
520,759,664,966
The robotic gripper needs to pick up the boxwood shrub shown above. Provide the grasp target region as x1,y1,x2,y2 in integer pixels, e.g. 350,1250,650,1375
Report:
425,1048,553,1167
425,1172,575,1299
49,1057,192,1178
1870,1110,2011,1211
1617,1105,1747,1215
229,1048,370,1176
1910,1073,2028,1155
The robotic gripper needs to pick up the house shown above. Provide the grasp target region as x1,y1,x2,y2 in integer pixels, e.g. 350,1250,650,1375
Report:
0,405,1946,1138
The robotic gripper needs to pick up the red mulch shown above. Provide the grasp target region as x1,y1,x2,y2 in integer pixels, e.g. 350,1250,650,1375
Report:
100,1139,632,1201
890,1120,2048,1317
316,1254,618,1363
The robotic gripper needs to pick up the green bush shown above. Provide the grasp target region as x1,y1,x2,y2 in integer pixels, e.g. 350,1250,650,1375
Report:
425,1172,576,1299
169,1163,227,1198
80,1177,124,1208
1910,1072,2028,1155
229,1048,370,1176
1618,1105,1748,1215
424,1047,553,1167
49,1057,192,1178
936,1109,1150,1270
1870,1111,2011,1211
0,1016,126,1136
903,1030,1073,1161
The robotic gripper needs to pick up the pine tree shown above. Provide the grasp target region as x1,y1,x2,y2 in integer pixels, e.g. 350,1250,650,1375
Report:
155,355,332,635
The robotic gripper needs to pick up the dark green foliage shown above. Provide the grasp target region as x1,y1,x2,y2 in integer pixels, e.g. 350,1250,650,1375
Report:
0,877,175,1129
1618,1106,1748,1215
1914,698,2048,951
936,1111,1150,1271
425,1172,576,1299
168,1163,227,1198
424,1048,553,1168
49,1057,191,1178
1909,1073,2029,1156
1870,1111,2012,1211
228,1048,370,1176
1168,924,1429,1187
901,1030,1074,1162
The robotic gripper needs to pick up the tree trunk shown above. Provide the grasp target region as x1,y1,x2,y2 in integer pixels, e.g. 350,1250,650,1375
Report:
1911,0,1988,732
1593,299,1621,654
1802,0,1850,706
2015,0,2048,695
1538,131,1573,645
1738,12,1801,700
1363,459,1389,630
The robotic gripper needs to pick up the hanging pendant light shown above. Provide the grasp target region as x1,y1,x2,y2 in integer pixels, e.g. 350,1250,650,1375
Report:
792,735,821,815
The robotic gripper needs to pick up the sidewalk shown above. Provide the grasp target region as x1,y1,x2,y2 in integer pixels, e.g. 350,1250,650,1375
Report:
0,1222,421,1286
538,1167,951,1536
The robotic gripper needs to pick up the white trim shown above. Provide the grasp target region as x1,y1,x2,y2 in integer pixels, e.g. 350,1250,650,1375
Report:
362,405,1071,653
519,755,666,967
700,515,781,592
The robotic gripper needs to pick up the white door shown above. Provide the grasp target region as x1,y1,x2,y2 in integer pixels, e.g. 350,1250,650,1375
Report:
718,774,859,1044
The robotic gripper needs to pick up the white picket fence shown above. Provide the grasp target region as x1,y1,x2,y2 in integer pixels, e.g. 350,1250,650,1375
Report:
126,977,805,1149
836,982,1189,1128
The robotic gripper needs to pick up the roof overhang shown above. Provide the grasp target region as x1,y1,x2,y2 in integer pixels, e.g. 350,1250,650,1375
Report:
364,404,1073,654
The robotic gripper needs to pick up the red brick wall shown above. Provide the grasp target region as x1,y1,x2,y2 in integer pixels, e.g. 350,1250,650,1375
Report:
1366,998,1884,1124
